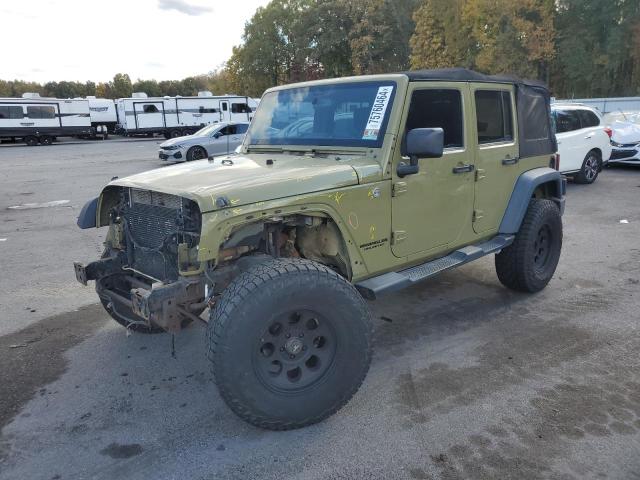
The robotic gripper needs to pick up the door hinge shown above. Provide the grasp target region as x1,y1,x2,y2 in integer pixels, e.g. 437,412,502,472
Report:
391,230,407,244
392,181,408,197
475,168,486,181
473,210,484,222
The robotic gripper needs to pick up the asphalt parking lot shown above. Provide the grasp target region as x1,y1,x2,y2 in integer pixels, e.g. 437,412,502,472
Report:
0,140,639,480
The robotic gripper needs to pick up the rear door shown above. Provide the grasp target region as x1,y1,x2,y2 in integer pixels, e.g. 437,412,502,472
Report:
134,102,164,130
554,109,584,172
219,101,229,122
471,84,519,234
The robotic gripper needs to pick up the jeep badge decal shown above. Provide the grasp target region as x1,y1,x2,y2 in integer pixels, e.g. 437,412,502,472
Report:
362,86,393,141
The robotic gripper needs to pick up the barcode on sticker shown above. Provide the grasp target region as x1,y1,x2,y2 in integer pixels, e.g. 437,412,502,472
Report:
362,86,394,140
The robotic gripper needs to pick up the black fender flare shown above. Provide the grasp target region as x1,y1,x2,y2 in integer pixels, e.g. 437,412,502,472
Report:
499,167,566,234
77,197,98,229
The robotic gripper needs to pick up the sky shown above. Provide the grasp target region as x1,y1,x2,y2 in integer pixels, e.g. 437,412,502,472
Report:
0,0,270,83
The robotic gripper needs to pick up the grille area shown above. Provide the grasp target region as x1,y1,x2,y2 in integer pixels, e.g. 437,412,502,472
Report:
126,202,178,249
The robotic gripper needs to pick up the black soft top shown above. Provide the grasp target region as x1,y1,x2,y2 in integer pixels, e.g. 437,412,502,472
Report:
402,68,549,91
400,68,556,158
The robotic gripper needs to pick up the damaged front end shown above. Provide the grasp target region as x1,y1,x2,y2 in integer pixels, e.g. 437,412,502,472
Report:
75,186,206,332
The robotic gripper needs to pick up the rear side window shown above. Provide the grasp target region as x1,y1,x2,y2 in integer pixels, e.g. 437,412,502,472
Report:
475,90,513,144
0,106,23,119
577,109,600,128
221,103,228,112
235,124,248,134
554,110,581,133
27,105,56,119
143,104,159,113
199,106,218,113
405,89,464,148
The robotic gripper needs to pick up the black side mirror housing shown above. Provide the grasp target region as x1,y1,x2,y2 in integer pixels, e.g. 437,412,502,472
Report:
397,128,445,177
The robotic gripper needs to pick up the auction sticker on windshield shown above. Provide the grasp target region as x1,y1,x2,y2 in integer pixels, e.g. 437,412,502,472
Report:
362,86,394,140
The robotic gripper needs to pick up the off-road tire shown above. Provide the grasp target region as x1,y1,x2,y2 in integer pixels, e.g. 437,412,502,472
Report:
186,146,207,161
207,258,372,430
495,199,562,293
574,150,600,184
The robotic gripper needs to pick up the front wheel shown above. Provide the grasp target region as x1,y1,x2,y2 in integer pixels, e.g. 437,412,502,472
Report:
207,258,372,430
495,199,562,293
186,146,207,161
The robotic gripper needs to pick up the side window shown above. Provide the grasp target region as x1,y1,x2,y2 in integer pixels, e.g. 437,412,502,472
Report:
199,106,218,114
231,103,250,114
405,89,464,148
0,106,23,119
221,102,228,112
578,110,600,128
475,90,513,144
554,110,581,133
235,124,249,134
26,106,56,119
143,104,159,113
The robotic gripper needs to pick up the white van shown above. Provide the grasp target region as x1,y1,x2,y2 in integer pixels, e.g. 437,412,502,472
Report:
551,104,612,184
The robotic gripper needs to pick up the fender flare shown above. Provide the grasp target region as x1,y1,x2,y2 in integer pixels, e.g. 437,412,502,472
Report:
499,167,566,234
77,197,98,229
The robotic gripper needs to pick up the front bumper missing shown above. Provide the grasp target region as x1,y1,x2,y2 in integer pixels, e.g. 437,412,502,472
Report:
74,255,205,332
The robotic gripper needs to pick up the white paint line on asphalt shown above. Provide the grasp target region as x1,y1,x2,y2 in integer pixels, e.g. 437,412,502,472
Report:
0,238,7,242
7,200,70,210
620,219,629,224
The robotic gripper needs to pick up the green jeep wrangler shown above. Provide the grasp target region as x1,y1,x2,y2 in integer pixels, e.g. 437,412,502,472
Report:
75,68,565,430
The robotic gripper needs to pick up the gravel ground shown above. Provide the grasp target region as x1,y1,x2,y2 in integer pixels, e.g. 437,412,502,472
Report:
0,140,639,480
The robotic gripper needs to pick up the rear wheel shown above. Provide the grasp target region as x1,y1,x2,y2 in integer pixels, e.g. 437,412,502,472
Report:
39,135,53,145
575,150,600,184
186,146,207,161
208,258,372,430
169,129,181,138
495,199,562,293
24,135,38,146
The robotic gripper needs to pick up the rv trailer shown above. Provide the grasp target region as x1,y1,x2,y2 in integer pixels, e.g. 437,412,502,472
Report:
86,96,117,135
115,92,255,138
0,94,91,145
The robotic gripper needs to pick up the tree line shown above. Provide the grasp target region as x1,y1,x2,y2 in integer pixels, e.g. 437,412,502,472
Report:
1,0,638,100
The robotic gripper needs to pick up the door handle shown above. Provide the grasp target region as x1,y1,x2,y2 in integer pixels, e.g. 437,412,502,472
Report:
452,164,475,174
502,156,519,165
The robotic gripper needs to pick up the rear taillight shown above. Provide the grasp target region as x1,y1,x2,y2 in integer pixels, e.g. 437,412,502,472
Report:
550,153,560,170
604,127,613,138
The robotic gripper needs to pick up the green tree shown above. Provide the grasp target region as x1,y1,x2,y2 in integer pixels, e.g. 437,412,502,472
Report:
110,73,133,98
133,79,162,97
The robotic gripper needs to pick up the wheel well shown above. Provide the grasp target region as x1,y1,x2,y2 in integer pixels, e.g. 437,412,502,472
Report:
211,215,352,291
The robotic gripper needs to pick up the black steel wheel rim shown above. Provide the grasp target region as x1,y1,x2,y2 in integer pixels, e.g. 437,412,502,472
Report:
254,309,337,393
533,224,552,272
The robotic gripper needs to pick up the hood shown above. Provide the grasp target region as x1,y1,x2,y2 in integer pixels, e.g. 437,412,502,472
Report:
610,121,640,144
108,153,380,213
159,135,197,148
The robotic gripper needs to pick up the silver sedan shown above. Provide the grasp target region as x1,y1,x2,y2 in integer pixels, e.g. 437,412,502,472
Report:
158,122,249,162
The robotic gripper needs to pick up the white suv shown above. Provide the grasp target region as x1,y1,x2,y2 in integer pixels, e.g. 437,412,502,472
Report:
552,104,612,184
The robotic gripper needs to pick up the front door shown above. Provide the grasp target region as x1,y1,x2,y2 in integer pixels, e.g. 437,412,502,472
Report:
391,83,475,258
470,84,519,233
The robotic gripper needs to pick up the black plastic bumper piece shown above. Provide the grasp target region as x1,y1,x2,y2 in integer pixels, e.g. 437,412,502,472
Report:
74,254,125,286
355,234,514,300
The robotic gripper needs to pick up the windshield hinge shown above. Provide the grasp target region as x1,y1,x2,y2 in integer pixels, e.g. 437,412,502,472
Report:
391,230,407,245
392,181,408,197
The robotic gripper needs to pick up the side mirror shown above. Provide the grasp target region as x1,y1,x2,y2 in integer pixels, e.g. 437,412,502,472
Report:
397,128,444,177
213,132,222,139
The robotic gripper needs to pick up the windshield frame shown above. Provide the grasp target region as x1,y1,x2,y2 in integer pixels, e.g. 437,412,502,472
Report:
246,80,398,149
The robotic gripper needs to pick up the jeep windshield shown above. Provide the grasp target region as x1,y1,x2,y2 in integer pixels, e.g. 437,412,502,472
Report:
246,81,397,149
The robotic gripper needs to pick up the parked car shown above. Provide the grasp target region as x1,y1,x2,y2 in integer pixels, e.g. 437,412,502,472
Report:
158,122,249,162
552,104,612,183
603,112,640,165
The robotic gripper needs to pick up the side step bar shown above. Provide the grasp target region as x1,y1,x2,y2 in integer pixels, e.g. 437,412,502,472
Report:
355,234,514,300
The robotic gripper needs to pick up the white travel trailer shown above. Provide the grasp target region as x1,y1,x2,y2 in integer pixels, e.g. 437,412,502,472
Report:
115,92,256,138
86,97,117,133
0,94,91,145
